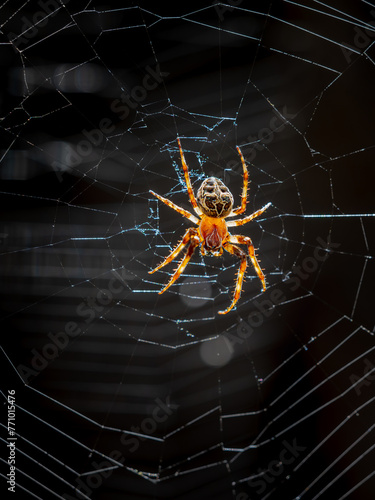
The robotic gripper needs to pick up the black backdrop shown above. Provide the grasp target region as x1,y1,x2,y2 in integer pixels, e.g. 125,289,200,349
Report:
1,1,375,499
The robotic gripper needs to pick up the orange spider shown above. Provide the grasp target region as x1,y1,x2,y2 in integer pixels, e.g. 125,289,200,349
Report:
149,138,271,314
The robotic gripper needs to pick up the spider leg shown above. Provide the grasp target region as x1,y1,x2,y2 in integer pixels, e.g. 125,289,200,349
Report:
177,138,203,217
157,231,200,294
227,202,271,227
229,146,249,216
149,227,199,274
230,234,266,291
218,242,248,315
150,190,200,224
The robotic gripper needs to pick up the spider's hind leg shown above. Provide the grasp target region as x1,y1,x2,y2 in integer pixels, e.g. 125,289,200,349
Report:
231,234,266,291
219,242,248,315
149,228,200,294
149,228,198,274
219,235,266,315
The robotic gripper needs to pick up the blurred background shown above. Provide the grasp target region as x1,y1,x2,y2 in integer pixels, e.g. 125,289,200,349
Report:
1,1,375,499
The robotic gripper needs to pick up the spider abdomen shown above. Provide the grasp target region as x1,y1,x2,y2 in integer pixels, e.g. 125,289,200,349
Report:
197,177,234,218
199,216,228,253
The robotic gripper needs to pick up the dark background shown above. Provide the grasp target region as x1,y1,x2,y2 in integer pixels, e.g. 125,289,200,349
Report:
1,1,375,499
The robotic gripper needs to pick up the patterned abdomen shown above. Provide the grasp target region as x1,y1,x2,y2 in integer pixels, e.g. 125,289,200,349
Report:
197,177,234,218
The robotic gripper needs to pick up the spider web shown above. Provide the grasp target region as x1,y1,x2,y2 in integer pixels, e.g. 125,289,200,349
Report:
1,1,375,499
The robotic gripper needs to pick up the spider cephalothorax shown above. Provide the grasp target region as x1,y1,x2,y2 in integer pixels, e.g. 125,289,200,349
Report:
149,138,271,314
196,177,234,218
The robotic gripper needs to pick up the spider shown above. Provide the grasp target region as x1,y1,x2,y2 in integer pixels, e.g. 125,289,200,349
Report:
149,138,271,314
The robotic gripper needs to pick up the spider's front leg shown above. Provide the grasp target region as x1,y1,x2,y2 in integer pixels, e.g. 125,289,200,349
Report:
230,146,249,216
177,138,203,217
149,227,200,294
149,190,199,224
226,202,271,227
